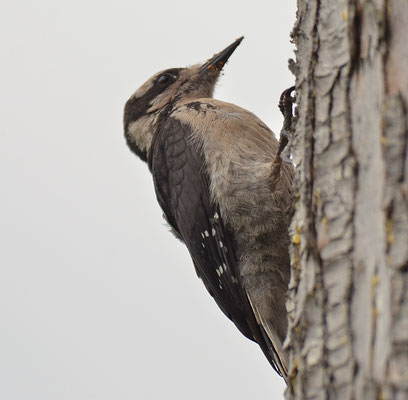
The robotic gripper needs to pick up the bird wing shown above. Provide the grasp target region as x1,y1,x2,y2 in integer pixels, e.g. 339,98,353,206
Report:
149,115,287,378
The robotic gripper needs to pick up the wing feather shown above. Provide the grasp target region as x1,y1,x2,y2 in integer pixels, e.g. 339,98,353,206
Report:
150,115,286,378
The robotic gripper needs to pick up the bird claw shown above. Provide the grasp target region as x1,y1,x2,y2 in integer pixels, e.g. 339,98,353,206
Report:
278,86,295,117
277,86,295,157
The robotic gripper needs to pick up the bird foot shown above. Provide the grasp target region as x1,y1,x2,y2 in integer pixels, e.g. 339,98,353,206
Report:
277,86,295,157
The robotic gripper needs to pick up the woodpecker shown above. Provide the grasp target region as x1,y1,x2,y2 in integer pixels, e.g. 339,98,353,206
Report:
124,37,294,380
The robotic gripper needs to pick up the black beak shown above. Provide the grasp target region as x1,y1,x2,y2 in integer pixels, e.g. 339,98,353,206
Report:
200,36,244,75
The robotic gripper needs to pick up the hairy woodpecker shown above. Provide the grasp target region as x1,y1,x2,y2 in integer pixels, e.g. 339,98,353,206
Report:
124,37,294,380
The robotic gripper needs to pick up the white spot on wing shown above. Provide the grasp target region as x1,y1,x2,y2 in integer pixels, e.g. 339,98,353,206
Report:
219,241,224,248
211,228,216,237
204,230,210,237
214,212,219,220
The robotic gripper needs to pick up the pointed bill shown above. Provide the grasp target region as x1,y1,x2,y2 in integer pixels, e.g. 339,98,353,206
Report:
200,36,244,74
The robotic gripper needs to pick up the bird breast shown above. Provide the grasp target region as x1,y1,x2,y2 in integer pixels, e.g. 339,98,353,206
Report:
171,98,290,249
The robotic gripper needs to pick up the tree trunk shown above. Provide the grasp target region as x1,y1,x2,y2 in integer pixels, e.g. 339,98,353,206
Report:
285,1,408,398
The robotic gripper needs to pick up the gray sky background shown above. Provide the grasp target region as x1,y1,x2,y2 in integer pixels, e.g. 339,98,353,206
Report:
1,1,296,399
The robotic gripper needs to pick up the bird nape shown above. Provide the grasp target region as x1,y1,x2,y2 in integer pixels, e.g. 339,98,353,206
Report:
123,37,294,382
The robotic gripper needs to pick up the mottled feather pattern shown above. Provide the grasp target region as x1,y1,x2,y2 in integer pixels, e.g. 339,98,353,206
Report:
150,115,289,375
124,40,293,380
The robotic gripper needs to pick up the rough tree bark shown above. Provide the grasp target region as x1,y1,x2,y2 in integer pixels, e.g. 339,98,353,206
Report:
285,1,408,398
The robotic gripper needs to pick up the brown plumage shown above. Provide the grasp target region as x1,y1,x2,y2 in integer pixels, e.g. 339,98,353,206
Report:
123,37,293,380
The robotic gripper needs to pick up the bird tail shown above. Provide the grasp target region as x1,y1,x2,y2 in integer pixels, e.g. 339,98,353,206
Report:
247,295,288,382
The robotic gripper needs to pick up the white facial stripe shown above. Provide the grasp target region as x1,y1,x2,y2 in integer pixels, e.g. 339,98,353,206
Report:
127,114,158,153
147,90,172,113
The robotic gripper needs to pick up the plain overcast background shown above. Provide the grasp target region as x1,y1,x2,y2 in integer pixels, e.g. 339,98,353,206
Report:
1,1,296,399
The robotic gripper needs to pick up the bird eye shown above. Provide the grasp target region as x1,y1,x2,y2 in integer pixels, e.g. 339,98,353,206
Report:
157,74,173,85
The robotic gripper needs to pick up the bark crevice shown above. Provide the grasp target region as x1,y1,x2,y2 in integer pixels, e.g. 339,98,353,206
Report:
285,1,408,398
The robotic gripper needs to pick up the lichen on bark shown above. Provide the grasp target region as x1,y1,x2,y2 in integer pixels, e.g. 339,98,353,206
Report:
285,1,408,399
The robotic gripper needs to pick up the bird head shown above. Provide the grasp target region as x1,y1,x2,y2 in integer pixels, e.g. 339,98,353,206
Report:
123,37,244,162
